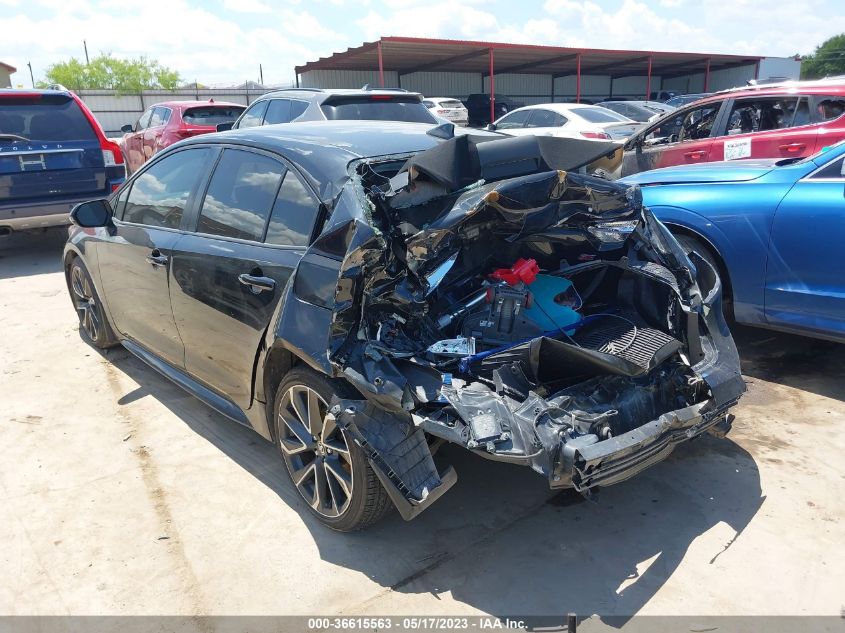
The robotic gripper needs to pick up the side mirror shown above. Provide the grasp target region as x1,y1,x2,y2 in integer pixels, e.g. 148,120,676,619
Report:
485,123,497,131
120,124,133,134
216,121,234,132
70,199,113,228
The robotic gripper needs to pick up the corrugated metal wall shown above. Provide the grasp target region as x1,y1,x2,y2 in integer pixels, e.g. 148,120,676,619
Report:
77,88,278,136
299,69,400,90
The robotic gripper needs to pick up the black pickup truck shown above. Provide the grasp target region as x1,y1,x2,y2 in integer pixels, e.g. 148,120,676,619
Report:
464,93,523,127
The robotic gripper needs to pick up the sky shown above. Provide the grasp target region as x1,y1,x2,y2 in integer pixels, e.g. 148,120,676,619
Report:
2,0,844,87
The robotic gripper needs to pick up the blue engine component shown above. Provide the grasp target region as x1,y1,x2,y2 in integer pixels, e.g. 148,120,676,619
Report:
524,274,581,331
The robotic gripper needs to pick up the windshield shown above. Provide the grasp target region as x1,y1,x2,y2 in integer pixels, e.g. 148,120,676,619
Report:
183,105,246,126
321,97,437,123
0,94,97,142
572,107,632,124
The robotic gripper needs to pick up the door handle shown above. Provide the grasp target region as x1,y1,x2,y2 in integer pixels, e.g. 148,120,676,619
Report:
145,250,168,267
778,142,805,153
238,273,276,294
684,150,706,160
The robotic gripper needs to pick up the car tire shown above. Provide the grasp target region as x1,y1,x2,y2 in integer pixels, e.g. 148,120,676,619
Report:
273,367,392,531
67,257,120,349
674,234,734,320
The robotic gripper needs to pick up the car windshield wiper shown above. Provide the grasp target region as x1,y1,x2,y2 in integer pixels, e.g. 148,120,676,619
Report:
0,133,31,142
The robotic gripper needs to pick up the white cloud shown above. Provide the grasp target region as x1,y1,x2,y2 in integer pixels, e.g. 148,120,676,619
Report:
222,0,272,13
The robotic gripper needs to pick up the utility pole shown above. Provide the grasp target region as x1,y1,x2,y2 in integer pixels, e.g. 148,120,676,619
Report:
27,62,35,88
83,40,89,64
259,64,264,86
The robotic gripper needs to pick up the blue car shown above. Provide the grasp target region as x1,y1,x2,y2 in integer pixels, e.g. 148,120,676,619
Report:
621,141,845,343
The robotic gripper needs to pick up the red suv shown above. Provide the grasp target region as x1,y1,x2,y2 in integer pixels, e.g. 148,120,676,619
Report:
119,100,245,174
620,80,845,176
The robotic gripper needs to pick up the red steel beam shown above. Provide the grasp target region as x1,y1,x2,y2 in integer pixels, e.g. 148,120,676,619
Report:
576,53,581,103
377,41,385,87
489,47,495,123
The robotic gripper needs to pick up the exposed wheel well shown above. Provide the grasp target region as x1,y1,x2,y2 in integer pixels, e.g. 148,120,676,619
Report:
262,346,302,441
665,224,733,307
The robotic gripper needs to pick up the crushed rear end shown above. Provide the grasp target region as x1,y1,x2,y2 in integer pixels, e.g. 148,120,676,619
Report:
309,135,744,519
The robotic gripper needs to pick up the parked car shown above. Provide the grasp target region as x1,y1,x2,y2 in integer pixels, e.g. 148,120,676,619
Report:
596,101,669,123
0,88,125,234
119,100,245,174
621,140,845,343
650,90,678,102
422,97,468,126
664,93,712,108
223,88,437,131
62,121,743,530
618,80,845,177
489,103,642,141
464,93,522,127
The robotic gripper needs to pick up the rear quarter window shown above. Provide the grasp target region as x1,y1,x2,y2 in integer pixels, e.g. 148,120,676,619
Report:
0,94,96,142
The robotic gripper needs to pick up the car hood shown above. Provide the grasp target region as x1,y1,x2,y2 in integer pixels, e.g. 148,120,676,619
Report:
620,159,779,186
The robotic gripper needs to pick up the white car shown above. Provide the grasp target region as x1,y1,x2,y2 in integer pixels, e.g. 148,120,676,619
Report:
489,103,643,142
423,98,469,126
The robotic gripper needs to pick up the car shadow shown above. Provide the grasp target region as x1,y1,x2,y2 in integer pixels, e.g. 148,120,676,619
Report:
0,229,66,280
732,324,845,402
106,347,764,623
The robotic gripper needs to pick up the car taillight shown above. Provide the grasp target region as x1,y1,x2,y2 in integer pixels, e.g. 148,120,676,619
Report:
101,143,123,166
371,95,393,100
581,131,612,140
437,109,448,114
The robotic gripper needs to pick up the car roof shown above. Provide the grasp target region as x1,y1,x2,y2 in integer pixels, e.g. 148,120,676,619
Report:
703,79,845,103
252,88,423,103
185,120,444,160
152,100,245,109
0,88,74,98
513,103,607,114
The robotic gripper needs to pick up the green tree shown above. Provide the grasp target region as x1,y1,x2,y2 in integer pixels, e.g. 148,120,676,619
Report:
38,54,181,92
801,33,845,79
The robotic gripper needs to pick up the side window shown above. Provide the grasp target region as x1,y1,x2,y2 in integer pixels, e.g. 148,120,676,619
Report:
422,100,434,108
724,97,800,135
197,149,285,241
112,184,131,220
526,109,566,128
265,171,319,247
289,100,309,121
149,107,169,127
817,97,845,122
496,110,531,130
123,148,210,228
136,109,153,132
236,100,268,129
263,99,292,125
810,155,845,180
649,104,720,142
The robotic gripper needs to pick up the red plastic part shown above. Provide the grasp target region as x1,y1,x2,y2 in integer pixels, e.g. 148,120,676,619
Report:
490,258,539,286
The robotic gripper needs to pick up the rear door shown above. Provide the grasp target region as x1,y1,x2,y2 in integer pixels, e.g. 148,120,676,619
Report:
764,152,845,339
97,147,212,367
0,92,110,206
169,147,321,408
622,100,724,176
262,99,292,125
710,95,817,162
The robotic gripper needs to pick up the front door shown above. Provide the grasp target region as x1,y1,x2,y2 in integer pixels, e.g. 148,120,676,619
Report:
622,101,723,176
764,152,845,339
97,147,212,367
170,147,321,408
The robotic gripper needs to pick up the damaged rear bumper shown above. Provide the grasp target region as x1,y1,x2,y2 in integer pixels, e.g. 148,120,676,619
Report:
556,398,736,492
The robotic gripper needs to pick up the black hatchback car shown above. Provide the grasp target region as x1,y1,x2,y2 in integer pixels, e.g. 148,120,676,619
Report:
64,121,744,531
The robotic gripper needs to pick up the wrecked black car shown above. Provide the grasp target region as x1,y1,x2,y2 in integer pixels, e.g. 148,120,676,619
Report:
64,120,745,531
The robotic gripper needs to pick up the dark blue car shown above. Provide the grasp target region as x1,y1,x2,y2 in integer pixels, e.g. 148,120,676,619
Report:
622,140,845,343
0,88,125,235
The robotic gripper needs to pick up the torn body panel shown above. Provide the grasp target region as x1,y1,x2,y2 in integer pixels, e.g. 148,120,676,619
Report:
275,135,744,519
